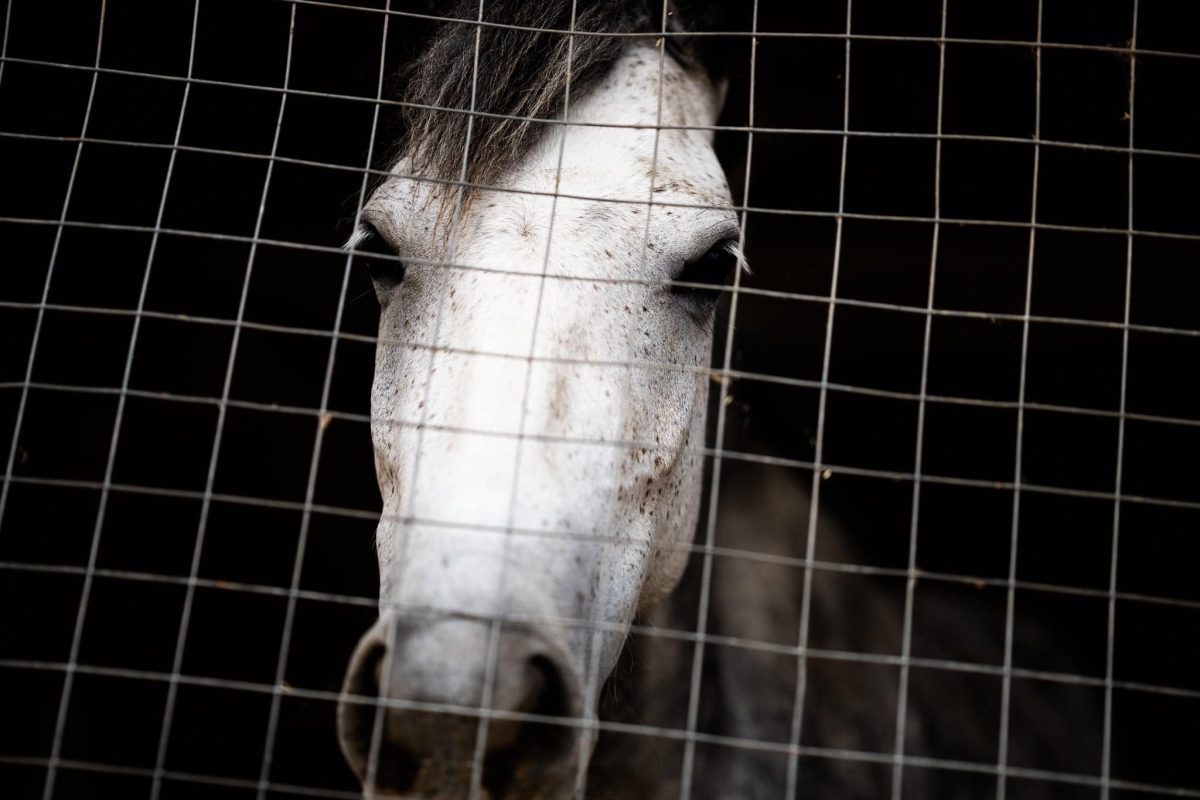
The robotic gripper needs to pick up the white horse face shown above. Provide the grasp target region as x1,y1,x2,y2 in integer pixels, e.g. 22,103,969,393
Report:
340,43,736,797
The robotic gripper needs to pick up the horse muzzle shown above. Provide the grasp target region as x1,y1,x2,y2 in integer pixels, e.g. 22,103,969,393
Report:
338,613,584,799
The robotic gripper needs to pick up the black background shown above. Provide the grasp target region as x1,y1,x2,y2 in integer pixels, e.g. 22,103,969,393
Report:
1,0,1198,798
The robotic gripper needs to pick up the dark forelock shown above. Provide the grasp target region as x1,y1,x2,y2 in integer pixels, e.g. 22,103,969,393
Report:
398,0,732,202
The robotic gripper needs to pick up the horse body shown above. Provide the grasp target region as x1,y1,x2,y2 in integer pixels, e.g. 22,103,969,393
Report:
336,3,1097,797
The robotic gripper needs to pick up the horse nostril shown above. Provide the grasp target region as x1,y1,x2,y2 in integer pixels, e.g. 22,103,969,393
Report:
482,655,575,798
524,654,573,728
368,742,421,797
337,630,422,795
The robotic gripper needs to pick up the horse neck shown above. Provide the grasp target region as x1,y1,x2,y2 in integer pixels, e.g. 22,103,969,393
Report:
588,561,706,800
591,441,899,799
590,453,818,798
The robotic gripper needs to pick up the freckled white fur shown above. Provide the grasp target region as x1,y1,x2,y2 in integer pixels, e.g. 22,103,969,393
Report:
363,43,734,725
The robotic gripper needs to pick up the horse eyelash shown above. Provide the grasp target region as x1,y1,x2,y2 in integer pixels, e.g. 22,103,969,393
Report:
349,221,407,298
723,239,752,277
345,222,375,252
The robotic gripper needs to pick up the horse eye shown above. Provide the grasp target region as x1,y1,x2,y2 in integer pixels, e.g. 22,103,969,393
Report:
354,224,405,302
669,239,740,316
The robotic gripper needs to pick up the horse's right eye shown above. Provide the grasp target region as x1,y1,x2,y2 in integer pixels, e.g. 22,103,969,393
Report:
668,239,740,321
354,223,406,302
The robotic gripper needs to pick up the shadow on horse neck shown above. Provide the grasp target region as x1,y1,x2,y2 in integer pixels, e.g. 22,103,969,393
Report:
594,427,1101,799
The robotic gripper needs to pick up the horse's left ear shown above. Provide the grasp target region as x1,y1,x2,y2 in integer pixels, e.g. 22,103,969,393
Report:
666,0,749,90
668,0,746,32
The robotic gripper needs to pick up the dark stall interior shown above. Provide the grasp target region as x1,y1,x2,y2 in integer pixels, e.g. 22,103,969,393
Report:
1,0,1198,798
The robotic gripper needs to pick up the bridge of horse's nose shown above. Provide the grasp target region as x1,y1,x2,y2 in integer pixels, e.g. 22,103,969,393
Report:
338,616,581,797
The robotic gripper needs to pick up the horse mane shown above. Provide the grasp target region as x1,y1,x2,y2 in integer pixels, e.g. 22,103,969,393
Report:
398,0,731,201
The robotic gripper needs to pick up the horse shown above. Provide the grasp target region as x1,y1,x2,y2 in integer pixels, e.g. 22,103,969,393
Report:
335,2,1097,797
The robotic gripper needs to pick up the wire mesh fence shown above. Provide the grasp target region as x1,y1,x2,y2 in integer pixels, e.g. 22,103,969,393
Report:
2,0,1199,798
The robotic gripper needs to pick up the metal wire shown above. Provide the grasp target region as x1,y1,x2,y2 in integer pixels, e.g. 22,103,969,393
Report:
145,7,298,798
2,1,1198,798
891,0,949,794
206,0,1200,67
678,1,758,796
471,0,578,793
1101,2,1141,797
6,502,1200,615
787,2,855,793
4,658,1200,796
6,377,1200,524
0,3,110,795
4,583,1200,706
253,3,392,798
995,5,1045,797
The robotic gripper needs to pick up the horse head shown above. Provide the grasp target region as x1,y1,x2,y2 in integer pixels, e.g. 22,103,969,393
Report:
337,3,738,797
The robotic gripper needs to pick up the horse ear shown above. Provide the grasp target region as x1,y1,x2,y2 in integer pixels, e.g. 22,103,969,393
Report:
665,0,752,84
668,0,750,33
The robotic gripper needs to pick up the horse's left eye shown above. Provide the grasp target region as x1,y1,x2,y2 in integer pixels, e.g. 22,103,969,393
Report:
354,224,406,303
669,239,740,317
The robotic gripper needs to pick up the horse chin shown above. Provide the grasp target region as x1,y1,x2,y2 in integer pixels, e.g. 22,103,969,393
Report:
363,750,580,800
358,742,582,800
